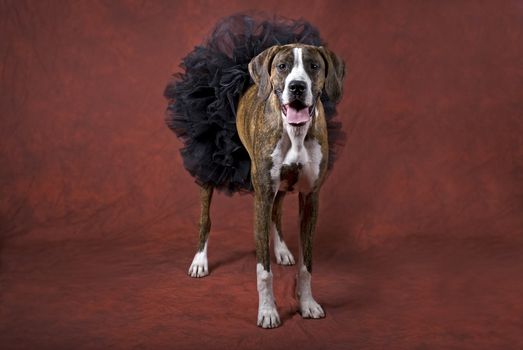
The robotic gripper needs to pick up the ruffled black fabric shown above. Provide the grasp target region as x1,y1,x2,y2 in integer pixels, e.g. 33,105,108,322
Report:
164,14,344,195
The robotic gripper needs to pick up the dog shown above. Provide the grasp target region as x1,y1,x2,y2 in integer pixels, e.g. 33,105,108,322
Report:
186,43,345,328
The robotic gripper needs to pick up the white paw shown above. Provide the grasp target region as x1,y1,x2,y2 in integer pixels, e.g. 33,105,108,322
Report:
273,234,295,266
188,248,208,278
275,246,295,265
257,305,281,328
300,298,325,319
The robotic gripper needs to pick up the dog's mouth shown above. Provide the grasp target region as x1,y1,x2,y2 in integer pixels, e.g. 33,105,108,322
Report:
281,100,315,127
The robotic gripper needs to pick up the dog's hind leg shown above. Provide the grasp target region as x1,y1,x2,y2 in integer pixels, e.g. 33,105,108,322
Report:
271,191,295,265
296,191,325,319
188,184,213,278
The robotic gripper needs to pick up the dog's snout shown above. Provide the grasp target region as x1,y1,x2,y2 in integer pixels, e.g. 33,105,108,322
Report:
289,80,307,96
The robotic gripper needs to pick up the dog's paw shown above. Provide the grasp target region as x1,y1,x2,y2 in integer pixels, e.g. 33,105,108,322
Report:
299,298,325,319
274,240,295,266
188,250,208,278
257,305,281,329
188,262,208,278
275,248,295,266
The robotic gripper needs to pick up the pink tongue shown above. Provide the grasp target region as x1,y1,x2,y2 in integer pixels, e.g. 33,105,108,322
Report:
286,105,310,124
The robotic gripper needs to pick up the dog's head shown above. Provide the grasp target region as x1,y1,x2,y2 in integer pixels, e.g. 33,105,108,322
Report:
249,44,345,126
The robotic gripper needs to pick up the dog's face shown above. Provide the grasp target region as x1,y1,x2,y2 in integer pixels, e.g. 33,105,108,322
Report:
249,44,345,126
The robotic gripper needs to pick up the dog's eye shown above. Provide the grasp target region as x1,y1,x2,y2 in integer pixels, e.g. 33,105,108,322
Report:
277,63,287,71
311,63,320,70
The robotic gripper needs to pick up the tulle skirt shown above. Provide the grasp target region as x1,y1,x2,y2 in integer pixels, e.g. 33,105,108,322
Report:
164,14,344,195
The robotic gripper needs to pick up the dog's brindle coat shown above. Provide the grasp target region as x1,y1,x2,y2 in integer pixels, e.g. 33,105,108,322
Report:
188,44,345,328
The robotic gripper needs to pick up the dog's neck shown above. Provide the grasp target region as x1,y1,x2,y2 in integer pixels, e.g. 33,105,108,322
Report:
282,114,313,151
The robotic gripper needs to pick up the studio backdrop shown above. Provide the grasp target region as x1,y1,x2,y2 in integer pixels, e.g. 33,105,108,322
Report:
1,1,522,349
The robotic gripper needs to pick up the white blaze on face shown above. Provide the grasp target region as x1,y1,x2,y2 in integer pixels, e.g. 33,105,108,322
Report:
282,47,313,106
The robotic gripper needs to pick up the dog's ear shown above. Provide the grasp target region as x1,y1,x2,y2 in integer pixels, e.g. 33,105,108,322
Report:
248,46,281,100
318,46,345,103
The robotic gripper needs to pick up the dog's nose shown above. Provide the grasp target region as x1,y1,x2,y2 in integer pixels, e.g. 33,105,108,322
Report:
289,80,307,96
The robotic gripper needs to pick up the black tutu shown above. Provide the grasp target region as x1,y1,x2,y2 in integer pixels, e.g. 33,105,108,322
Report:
164,14,344,195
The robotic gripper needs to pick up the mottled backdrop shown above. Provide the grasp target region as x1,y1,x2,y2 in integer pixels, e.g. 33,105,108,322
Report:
1,0,522,349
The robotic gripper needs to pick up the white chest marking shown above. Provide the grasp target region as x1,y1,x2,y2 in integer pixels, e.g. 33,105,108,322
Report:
270,119,322,193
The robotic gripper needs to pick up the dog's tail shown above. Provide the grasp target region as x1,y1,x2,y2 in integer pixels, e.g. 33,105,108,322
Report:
164,14,344,195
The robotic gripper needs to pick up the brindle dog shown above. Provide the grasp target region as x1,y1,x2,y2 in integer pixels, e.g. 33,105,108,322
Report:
188,44,345,328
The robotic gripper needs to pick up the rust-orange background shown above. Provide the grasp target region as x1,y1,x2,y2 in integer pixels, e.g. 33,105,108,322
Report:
1,1,522,349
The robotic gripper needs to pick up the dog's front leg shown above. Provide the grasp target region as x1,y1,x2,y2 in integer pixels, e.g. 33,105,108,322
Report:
297,191,325,319
254,188,281,328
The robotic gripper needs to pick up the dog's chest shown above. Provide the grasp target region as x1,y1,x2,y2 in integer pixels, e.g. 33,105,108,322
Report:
270,128,322,193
